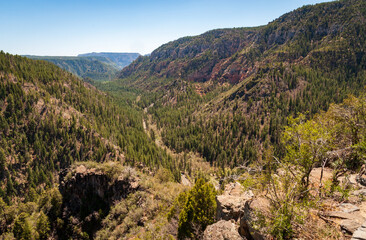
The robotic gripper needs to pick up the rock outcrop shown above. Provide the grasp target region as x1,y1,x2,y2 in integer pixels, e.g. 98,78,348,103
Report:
352,221,366,240
60,164,139,216
203,220,246,240
216,182,254,221
207,182,265,240
59,163,140,238
323,203,366,235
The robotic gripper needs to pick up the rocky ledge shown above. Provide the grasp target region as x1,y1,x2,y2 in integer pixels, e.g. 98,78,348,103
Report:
204,181,264,240
59,162,140,238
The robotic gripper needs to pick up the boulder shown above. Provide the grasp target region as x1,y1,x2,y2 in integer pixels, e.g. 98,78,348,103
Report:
342,219,364,234
339,203,360,213
249,196,270,215
216,182,254,221
215,182,265,240
323,205,365,234
325,211,364,221
352,221,366,240
203,220,246,240
353,189,366,196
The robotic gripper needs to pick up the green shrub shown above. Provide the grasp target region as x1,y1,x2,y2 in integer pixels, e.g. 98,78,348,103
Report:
13,213,32,240
177,178,217,239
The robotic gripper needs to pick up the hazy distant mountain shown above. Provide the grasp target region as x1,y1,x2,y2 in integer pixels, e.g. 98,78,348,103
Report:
25,55,119,81
25,53,140,82
78,52,140,69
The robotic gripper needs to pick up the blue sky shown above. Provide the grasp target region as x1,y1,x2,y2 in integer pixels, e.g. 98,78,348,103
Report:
0,0,332,56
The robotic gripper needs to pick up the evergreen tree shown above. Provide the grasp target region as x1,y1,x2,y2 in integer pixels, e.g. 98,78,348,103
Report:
13,213,32,240
0,148,6,178
36,212,50,240
178,178,217,239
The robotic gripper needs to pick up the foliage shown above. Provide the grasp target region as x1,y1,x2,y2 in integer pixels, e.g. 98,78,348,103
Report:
177,178,217,239
26,55,120,82
95,173,185,240
0,51,180,238
38,188,62,221
13,213,32,240
265,93,366,238
1,0,366,238
36,212,50,240
109,0,366,173
282,114,332,191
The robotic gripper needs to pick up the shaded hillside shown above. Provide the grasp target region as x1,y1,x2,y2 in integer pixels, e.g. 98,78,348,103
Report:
0,50,182,200
0,51,184,238
113,0,366,169
25,55,119,82
78,52,140,69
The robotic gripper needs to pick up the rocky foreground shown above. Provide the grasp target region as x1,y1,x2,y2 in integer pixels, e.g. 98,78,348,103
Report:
203,168,366,240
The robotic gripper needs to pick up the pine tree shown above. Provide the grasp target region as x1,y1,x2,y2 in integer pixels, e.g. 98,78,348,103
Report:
178,178,217,239
0,148,6,178
13,213,32,240
36,212,50,240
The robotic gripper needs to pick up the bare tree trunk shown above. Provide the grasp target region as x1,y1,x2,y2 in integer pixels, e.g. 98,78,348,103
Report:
319,159,328,197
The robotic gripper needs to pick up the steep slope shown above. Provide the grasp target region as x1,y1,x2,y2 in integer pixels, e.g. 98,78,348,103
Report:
78,52,140,70
118,27,260,88
113,0,366,169
0,51,183,238
120,0,365,88
0,50,182,193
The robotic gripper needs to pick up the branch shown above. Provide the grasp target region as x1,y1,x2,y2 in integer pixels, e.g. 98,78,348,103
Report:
273,156,297,179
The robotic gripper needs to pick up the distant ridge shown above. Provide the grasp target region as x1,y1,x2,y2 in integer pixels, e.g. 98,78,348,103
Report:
114,0,366,166
78,52,140,69
25,52,140,82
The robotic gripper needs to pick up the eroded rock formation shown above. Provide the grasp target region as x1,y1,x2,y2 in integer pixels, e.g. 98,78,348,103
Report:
59,163,140,238
203,220,246,240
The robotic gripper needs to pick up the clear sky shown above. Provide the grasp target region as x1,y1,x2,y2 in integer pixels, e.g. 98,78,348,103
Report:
0,0,332,56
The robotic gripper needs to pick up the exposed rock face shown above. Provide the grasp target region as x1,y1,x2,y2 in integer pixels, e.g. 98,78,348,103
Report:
216,182,254,221
352,221,366,240
353,189,366,196
342,219,363,234
340,203,361,214
59,164,140,238
203,220,246,240
212,182,266,240
323,203,366,235
60,164,139,216
118,0,359,92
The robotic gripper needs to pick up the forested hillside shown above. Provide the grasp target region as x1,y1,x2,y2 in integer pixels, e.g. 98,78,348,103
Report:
25,56,119,82
26,53,140,82
0,51,181,239
113,0,366,170
2,0,366,239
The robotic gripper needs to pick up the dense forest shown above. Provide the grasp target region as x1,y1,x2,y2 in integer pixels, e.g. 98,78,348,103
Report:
25,55,119,82
113,0,366,171
2,0,366,239
0,51,183,239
